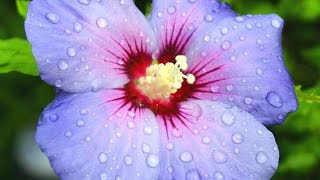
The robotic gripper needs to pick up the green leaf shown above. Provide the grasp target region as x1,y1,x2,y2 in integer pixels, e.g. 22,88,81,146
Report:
295,85,320,104
16,0,30,19
0,38,38,76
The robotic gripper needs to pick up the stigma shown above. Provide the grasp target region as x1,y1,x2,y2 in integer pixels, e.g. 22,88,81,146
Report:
136,55,195,100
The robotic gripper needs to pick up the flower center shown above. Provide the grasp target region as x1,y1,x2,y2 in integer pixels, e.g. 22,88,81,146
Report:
135,55,195,100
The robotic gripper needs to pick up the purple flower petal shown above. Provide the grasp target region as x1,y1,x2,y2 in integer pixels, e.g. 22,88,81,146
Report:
36,90,161,179
158,100,279,179
25,0,156,92
148,0,236,63
185,14,297,125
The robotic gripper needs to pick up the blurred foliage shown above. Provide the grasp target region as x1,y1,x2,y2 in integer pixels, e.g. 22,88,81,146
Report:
0,38,38,76
0,0,319,179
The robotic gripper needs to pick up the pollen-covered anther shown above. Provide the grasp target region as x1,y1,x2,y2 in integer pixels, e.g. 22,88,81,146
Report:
136,55,196,100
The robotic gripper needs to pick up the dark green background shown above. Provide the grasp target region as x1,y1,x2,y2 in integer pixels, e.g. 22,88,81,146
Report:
0,0,319,179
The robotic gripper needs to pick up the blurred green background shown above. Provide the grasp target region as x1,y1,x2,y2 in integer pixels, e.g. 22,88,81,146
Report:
0,0,319,179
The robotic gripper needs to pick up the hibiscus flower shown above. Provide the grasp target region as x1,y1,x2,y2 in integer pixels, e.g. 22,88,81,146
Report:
25,0,297,179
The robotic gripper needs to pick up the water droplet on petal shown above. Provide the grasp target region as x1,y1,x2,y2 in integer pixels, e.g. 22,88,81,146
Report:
180,151,193,163
76,120,85,127
188,0,197,3
49,114,59,122
203,35,210,42
186,169,200,180
172,128,182,138
64,131,72,138
221,110,236,126
235,16,244,23
167,166,174,173
98,152,108,163
143,127,153,135
244,97,253,105
166,143,175,151
124,155,133,165
55,79,63,87
100,172,108,180
45,13,59,24
211,86,220,93
67,47,77,57
202,136,212,144
126,121,135,129
212,150,228,163
57,59,68,70
80,109,88,115
146,154,159,168
213,171,225,180
232,133,244,144
256,68,263,75
256,151,268,164
205,14,213,22
266,91,283,108
257,129,263,135
220,27,229,35
96,17,108,28
167,6,176,14
128,111,135,118
271,19,281,28
221,40,231,50
78,0,90,5
142,143,151,153
73,22,83,33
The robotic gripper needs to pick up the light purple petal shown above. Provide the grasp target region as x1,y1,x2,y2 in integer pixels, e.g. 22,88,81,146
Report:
25,0,156,92
36,90,161,179
158,100,279,179
148,0,236,62
185,14,297,125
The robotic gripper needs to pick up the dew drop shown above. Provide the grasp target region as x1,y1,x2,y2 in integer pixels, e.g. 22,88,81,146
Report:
73,22,83,33
96,17,108,28
257,129,263,135
172,128,182,138
221,40,231,50
45,13,59,24
213,171,224,180
167,166,174,173
124,155,133,165
220,27,229,35
271,19,281,28
128,111,135,118
76,120,85,127
203,35,210,42
80,109,88,115
202,136,212,144
126,121,135,129
166,143,175,151
246,24,253,30
188,0,197,3
141,143,151,153
57,59,68,70
256,151,268,164
234,148,240,154
180,151,193,163
256,68,263,75
100,172,108,180
244,97,253,105
210,86,220,93
232,133,244,144
146,154,159,168
186,169,200,180
205,14,214,22
64,131,72,138
55,79,63,87
98,152,108,163
143,127,153,135
212,150,228,163
266,91,283,108
167,6,176,14
49,114,59,122
67,47,77,57
78,0,90,5
226,85,233,91
235,16,244,23
221,110,236,126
